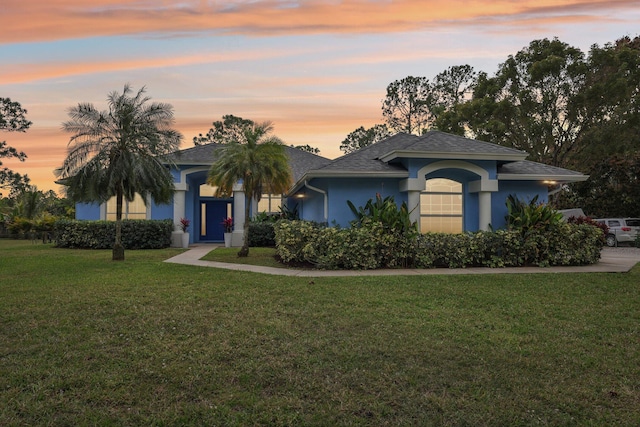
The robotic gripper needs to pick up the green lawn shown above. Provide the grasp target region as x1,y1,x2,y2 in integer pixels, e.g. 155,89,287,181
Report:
1,239,639,426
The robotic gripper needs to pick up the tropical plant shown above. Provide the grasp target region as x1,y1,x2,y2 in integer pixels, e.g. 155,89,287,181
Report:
348,193,417,236
278,203,299,220
207,121,292,257
55,84,182,260
179,217,190,232
222,217,233,233
505,194,563,236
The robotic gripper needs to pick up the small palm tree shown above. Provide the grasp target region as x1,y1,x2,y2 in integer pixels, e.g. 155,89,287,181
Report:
207,122,292,257
56,84,182,260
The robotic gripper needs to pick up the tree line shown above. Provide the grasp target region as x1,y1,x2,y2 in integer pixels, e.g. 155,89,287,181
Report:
341,36,640,217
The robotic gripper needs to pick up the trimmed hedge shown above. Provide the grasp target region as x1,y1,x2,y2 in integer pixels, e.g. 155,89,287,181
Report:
54,219,173,249
274,220,604,270
248,222,276,247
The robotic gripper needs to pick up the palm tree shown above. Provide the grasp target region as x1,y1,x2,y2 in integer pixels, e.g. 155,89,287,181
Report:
56,85,182,260
207,122,292,257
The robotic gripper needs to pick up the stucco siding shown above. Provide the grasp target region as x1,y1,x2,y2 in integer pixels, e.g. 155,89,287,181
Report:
294,190,325,224
75,202,102,220
150,201,173,221
323,177,405,228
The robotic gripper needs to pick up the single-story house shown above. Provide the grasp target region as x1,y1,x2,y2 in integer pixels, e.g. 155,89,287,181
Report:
75,130,588,246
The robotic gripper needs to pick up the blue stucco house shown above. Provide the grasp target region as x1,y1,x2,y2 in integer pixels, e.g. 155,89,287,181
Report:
74,131,587,246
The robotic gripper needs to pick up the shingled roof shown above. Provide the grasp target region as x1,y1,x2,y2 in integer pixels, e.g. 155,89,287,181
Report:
377,131,528,161
167,143,331,183
169,132,586,191
295,130,585,185
498,160,588,181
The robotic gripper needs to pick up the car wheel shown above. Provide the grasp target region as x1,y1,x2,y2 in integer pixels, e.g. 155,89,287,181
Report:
606,234,617,247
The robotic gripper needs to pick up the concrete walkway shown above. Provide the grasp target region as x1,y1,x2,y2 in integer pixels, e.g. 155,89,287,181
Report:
164,245,640,277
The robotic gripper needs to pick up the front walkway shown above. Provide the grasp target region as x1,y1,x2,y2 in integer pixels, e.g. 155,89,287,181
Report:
164,245,640,277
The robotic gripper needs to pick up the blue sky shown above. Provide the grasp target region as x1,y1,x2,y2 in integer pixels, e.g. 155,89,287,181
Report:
1,0,639,192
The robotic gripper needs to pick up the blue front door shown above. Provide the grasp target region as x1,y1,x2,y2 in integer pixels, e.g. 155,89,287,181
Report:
200,200,231,242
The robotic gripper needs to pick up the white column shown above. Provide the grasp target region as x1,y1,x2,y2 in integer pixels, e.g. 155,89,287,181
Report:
232,185,245,247
171,189,186,247
478,191,491,231
400,178,424,232
407,190,421,232
173,190,186,230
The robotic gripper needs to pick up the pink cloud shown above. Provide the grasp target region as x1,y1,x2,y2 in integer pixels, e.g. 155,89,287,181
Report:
0,49,301,84
2,0,638,44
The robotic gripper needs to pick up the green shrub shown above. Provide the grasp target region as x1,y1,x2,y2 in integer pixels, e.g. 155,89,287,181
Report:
248,222,276,247
275,220,604,270
7,216,33,237
54,219,173,249
567,215,608,246
301,227,377,270
274,220,322,264
301,224,405,270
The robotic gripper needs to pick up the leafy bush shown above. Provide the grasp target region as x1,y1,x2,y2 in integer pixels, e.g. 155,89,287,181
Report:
275,220,604,270
274,220,322,264
296,222,419,270
6,216,33,236
248,222,276,247
567,215,608,246
54,219,173,249
252,211,279,223
346,194,418,268
274,195,604,270
4,214,62,241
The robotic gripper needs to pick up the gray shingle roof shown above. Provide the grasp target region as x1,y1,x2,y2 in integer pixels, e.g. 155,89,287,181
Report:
167,143,331,183
168,143,224,164
169,132,587,188
305,131,528,177
498,160,587,180
377,130,528,161
310,133,416,174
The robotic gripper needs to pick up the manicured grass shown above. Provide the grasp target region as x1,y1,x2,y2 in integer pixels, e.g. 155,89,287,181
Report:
201,246,286,268
1,239,639,425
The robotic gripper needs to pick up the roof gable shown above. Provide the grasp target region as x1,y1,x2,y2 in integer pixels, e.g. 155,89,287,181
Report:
378,130,528,162
308,133,416,175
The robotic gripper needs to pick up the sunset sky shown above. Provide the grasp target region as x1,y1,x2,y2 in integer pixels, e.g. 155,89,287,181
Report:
1,0,639,194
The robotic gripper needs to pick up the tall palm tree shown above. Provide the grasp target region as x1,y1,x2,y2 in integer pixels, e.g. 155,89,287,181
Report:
56,84,182,260
208,122,292,257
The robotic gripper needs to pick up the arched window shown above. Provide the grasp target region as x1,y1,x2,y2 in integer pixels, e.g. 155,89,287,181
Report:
420,178,463,233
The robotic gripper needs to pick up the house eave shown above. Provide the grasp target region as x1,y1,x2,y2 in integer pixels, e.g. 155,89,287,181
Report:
287,170,409,195
379,150,528,163
498,173,589,182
